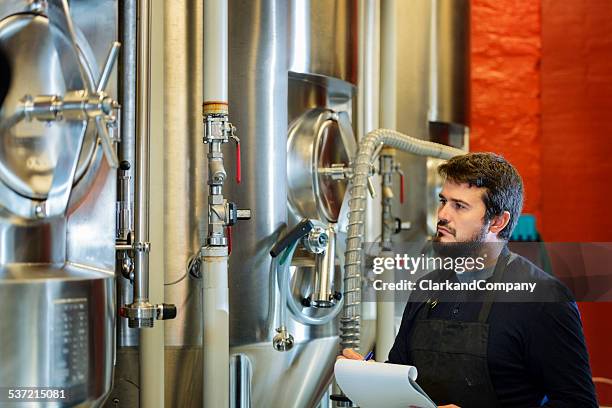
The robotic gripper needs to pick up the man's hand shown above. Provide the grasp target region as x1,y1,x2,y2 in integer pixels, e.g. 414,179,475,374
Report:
336,348,366,360
438,405,461,408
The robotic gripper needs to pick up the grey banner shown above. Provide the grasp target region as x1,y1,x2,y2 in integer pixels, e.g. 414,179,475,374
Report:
360,242,612,302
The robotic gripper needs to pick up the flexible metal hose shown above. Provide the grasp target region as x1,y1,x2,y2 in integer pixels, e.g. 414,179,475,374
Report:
340,128,464,351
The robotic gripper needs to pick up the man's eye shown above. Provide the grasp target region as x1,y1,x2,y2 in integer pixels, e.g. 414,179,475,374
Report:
454,202,464,210
439,198,446,204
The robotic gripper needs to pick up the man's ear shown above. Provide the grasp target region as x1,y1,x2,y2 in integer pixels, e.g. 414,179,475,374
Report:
488,211,511,235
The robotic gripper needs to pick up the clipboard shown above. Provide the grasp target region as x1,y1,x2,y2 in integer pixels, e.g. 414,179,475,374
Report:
334,359,437,408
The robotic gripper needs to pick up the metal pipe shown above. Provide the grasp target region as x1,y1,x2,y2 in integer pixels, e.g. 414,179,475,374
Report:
375,0,398,363
134,0,152,305
140,2,167,407
119,0,137,183
360,0,382,244
117,0,138,348
313,226,336,308
341,129,464,351
377,148,396,362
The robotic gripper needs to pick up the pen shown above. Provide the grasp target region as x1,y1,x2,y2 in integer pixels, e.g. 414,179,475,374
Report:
363,351,374,361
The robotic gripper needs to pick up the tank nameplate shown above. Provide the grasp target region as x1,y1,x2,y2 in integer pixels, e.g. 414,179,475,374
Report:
52,298,89,402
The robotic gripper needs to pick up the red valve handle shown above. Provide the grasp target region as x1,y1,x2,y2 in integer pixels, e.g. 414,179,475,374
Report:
227,226,233,255
235,142,241,184
399,172,405,204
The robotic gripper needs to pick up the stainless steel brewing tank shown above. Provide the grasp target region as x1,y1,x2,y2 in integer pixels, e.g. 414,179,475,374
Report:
391,0,470,318
224,0,361,406
393,0,470,243
0,265,115,407
289,0,359,85
0,1,118,406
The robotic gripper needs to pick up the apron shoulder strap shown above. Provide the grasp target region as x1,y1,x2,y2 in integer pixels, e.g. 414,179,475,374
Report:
477,246,513,323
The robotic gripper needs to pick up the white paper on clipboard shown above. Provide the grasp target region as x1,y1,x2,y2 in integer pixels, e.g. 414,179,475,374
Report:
334,359,437,408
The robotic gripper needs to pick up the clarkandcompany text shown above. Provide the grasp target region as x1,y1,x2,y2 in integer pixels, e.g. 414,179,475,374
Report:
373,279,537,293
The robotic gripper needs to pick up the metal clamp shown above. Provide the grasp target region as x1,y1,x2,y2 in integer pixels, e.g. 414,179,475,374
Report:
133,241,151,252
302,226,328,254
120,301,177,329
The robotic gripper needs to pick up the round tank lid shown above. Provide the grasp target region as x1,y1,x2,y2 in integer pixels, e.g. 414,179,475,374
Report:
287,108,356,223
0,13,98,201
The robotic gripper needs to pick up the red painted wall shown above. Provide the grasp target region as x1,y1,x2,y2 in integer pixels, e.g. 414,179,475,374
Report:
471,0,612,403
470,0,542,220
541,0,612,403
540,0,612,242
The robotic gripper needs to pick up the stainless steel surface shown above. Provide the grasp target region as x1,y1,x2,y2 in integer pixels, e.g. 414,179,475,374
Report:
287,108,356,224
47,0,93,93
227,0,288,347
232,337,338,408
289,0,359,85
162,0,205,347
0,264,115,408
133,0,151,310
226,0,344,406
392,0,470,245
428,0,470,126
0,0,118,406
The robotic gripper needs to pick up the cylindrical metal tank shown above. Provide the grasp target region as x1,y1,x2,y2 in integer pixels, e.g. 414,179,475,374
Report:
0,1,118,406
162,0,206,406
388,0,470,244
289,0,359,85
390,0,470,317
225,0,361,407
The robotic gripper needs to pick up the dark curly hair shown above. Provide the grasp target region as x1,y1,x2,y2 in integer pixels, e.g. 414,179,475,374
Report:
438,152,524,240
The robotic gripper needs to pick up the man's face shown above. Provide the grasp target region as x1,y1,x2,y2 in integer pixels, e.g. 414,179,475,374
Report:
434,180,489,243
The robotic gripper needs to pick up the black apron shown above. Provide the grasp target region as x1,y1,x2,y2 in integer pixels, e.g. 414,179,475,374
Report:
409,248,512,408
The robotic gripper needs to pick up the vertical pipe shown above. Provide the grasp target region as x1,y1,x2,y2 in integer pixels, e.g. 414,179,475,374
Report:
376,0,397,362
135,1,165,407
380,0,397,130
203,1,230,407
202,247,230,408
313,227,336,307
134,0,151,305
361,0,382,245
204,0,228,103
118,0,138,347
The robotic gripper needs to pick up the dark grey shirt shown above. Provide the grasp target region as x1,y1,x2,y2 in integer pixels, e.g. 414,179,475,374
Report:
387,253,598,407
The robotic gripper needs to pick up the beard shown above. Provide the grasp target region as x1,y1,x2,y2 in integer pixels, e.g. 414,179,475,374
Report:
432,222,489,259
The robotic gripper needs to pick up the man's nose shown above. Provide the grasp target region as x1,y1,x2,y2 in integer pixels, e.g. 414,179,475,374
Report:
438,203,451,222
